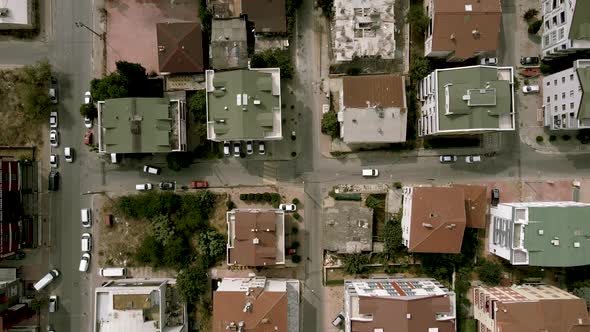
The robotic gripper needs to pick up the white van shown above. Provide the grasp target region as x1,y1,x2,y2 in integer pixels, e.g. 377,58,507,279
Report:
64,147,74,162
99,267,127,277
110,153,118,164
79,253,91,272
81,208,91,228
361,169,379,177
135,183,152,191
34,269,60,291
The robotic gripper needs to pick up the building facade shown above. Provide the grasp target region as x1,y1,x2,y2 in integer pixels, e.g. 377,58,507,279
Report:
542,59,590,130
0,159,21,259
417,65,515,137
541,0,590,58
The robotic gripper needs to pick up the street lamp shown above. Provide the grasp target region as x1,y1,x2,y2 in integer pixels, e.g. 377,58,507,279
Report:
75,21,105,40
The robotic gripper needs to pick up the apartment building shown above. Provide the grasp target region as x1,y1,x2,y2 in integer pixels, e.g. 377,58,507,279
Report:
541,0,590,58
542,59,590,130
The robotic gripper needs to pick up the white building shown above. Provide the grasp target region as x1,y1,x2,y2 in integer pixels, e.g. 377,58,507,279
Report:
93,278,187,332
541,0,590,58
0,0,33,30
542,59,590,130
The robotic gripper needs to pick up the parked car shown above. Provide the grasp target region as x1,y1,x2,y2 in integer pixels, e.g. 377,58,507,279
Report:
465,155,482,163
5,251,25,260
480,57,497,65
520,56,540,65
522,85,540,94
258,141,265,155
49,77,58,104
50,154,58,168
50,130,59,147
362,169,379,177
223,141,230,157
135,183,153,191
81,233,92,252
64,147,74,163
84,116,93,129
84,91,91,104
439,155,457,163
81,208,92,228
83,130,93,145
246,141,253,155
291,131,296,140
233,142,241,157
33,269,60,291
332,312,345,327
190,180,209,189
491,188,500,206
159,182,175,190
49,295,58,312
49,111,58,128
48,170,59,192
143,165,161,175
279,203,296,212
79,253,91,272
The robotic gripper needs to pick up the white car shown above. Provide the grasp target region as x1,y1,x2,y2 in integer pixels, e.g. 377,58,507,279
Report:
233,142,241,157
439,155,457,163
81,233,92,252
84,116,93,129
279,204,296,212
136,183,153,191
480,57,498,65
246,141,253,155
64,147,74,162
50,154,58,168
465,155,482,163
49,130,59,147
223,141,230,157
49,111,58,128
49,295,58,313
143,165,161,175
79,253,91,272
362,169,379,177
522,85,540,94
84,91,91,104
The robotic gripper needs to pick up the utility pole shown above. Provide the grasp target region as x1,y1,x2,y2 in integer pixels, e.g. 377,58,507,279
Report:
75,21,105,40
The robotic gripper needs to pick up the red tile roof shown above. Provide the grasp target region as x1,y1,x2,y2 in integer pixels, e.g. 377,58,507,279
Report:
156,22,204,74
228,210,281,266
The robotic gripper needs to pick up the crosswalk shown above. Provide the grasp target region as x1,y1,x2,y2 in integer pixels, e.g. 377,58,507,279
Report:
262,162,278,184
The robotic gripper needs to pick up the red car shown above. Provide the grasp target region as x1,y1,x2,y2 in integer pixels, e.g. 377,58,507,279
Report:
84,130,93,145
190,180,209,189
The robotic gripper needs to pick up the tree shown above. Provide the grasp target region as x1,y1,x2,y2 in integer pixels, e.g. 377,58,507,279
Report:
383,219,404,256
163,237,189,268
528,20,542,34
405,4,429,35
365,194,384,209
150,214,175,246
90,61,160,101
321,112,339,139
176,263,209,304
410,56,431,83
90,75,128,101
316,0,334,18
79,103,98,119
18,86,52,120
135,235,164,266
523,8,538,21
188,91,207,123
198,229,226,265
115,61,147,97
20,59,52,86
343,254,369,275
250,49,293,79
573,287,590,310
477,259,502,285
166,152,193,171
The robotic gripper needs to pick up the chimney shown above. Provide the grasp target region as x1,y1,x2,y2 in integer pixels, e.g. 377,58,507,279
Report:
243,302,252,312
472,29,480,38
422,223,433,229
253,238,260,245
450,33,455,40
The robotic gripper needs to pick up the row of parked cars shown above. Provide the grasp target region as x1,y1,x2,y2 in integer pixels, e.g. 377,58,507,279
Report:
224,141,265,157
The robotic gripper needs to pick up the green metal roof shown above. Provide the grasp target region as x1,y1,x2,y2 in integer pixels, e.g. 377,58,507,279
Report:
577,67,590,120
101,98,174,153
525,206,590,267
436,67,511,131
569,1,590,41
207,70,280,140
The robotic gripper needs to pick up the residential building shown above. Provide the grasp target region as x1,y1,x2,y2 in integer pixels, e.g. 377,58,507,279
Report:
323,201,374,254
0,159,21,259
417,65,515,137
489,201,590,267
0,268,33,330
0,0,33,30
401,186,467,253
210,18,248,70
205,69,282,142
542,59,590,130
338,74,407,144
93,278,187,332
332,0,396,62
97,98,187,154
226,209,285,267
212,277,300,332
473,284,590,332
156,22,204,75
424,0,502,61
541,0,590,58
451,184,488,229
242,0,286,34
344,278,456,332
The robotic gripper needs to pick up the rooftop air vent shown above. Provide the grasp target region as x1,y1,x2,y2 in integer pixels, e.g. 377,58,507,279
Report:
252,238,260,245
574,242,581,248
538,229,544,235
158,45,166,52
422,223,433,228
465,4,473,11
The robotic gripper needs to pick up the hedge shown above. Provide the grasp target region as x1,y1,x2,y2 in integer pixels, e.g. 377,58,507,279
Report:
334,193,362,201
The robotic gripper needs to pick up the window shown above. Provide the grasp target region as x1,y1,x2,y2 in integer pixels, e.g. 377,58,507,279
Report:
560,11,565,24
552,0,556,9
554,79,558,85
545,20,551,29
544,35,550,46
562,76,566,83
554,94,558,101
547,96,551,102
547,81,551,86
570,90,574,97
570,74,575,81
562,104,566,110
559,27,565,39
562,92,566,99
552,16,557,25
554,106,558,111
570,102,575,109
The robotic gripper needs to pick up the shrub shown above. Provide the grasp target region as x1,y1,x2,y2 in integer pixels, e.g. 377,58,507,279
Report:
549,135,557,142
291,226,299,234
334,193,362,201
321,111,340,139
346,67,362,76
254,193,263,201
563,135,571,141
365,194,384,209
393,181,402,189
166,152,193,172
536,136,544,142
250,48,293,79
576,129,590,144
293,212,301,220
292,198,300,205
316,0,334,18
291,254,302,263
291,152,297,157
240,194,247,201
226,200,236,210
343,254,370,275
523,8,538,20
247,194,255,201
477,260,503,286
528,20,542,34
410,56,431,83
405,4,429,35
263,192,272,202
540,63,551,75
80,103,98,119
291,241,300,249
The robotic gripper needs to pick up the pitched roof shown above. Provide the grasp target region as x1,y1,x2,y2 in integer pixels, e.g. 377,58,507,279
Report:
227,210,283,266
241,0,286,33
343,74,406,108
352,296,455,332
569,0,590,41
408,187,466,253
156,22,204,74
431,0,502,59
452,184,487,228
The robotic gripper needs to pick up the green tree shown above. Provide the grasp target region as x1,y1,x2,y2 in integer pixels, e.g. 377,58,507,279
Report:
150,214,175,246
20,59,52,86
115,61,147,97
166,152,193,171
365,194,385,209
343,254,370,275
163,237,189,268
135,235,164,266
176,262,209,304
383,218,404,256
477,259,502,285
188,91,207,123
528,20,542,34
573,287,590,310
321,112,339,139
18,86,52,120
316,0,334,18
250,49,293,79
410,56,431,83
523,8,538,21
198,229,226,265
79,103,98,119
90,74,128,101
405,4,429,35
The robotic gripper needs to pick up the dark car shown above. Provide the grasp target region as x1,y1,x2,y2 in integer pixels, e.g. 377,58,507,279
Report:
491,188,500,206
159,182,175,190
520,56,540,65
48,170,60,191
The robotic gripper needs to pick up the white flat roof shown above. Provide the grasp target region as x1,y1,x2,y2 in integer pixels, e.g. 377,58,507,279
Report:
0,0,30,25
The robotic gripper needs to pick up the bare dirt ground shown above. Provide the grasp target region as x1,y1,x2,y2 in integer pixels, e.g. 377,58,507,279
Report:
0,69,44,147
